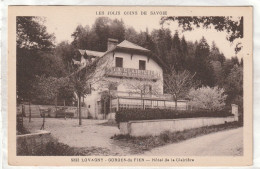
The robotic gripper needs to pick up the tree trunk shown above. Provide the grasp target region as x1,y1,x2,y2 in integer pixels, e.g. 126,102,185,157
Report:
109,90,111,114
174,96,177,110
78,94,82,125
55,94,58,107
141,90,144,109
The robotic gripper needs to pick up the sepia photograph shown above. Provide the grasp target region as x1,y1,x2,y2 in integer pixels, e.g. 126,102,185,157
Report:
8,6,253,166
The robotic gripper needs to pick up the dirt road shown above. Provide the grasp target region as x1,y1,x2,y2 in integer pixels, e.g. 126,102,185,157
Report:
144,127,243,156
23,118,130,155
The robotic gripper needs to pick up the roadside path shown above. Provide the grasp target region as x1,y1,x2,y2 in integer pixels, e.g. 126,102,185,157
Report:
143,127,243,156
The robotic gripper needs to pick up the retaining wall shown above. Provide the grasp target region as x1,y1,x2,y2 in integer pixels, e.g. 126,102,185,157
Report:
16,130,51,155
119,116,237,137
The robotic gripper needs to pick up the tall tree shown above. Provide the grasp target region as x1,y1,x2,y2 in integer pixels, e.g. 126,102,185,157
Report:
209,41,225,64
93,17,111,51
151,28,172,63
55,41,75,74
170,31,182,71
109,19,125,42
16,16,55,101
181,36,188,70
71,25,90,49
194,37,215,86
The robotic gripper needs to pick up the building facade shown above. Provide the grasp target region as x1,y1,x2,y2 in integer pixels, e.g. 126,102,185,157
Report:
80,38,188,119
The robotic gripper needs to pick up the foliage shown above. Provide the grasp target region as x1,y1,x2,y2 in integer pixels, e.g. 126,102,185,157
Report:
161,16,243,43
17,17,55,50
32,76,74,105
223,65,243,121
16,17,56,101
17,137,113,156
188,86,227,111
55,41,75,73
71,17,125,52
194,37,215,86
115,108,232,123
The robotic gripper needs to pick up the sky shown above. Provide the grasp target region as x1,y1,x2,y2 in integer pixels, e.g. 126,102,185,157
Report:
45,15,243,60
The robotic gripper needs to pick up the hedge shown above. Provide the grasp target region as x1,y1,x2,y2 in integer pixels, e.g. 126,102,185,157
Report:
115,108,233,123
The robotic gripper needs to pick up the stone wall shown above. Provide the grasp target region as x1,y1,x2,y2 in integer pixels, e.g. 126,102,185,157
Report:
16,130,51,155
119,116,237,137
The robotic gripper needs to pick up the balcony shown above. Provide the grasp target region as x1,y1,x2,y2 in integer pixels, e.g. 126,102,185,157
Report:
105,67,160,80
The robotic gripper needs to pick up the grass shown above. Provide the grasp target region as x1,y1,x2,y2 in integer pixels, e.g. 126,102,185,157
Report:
18,136,118,156
98,120,118,127
17,126,30,135
111,122,242,154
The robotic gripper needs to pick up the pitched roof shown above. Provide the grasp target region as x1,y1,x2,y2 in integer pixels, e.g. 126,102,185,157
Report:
78,49,105,57
78,40,167,69
117,40,150,52
85,50,104,57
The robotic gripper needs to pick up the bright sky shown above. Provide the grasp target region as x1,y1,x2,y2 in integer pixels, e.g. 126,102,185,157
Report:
45,15,243,59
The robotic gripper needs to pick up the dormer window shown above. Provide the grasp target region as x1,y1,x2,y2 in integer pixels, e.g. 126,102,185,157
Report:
115,57,123,68
139,60,146,70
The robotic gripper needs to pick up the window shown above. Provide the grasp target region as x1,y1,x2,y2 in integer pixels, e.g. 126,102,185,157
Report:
144,85,152,94
115,57,123,67
139,60,146,70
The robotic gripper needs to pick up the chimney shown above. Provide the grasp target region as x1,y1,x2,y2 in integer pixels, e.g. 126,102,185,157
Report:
107,38,118,51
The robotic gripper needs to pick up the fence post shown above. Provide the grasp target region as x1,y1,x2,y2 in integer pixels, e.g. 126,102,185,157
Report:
29,101,31,122
231,104,239,121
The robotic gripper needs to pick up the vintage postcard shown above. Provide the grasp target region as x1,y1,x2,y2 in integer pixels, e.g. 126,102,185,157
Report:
8,6,253,166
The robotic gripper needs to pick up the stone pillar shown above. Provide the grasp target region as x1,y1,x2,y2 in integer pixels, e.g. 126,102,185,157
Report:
231,104,239,121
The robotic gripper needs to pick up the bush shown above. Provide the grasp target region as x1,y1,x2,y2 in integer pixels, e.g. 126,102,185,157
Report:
115,108,233,123
188,86,227,111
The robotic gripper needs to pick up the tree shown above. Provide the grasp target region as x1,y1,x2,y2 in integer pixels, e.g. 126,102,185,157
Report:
109,19,125,42
151,28,172,63
32,76,73,105
188,86,227,111
164,67,196,109
161,16,243,52
181,36,188,69
170,31,183,71
70,51,111,125
55,41,75,74
194,37,215,86
125,77,161,109
223,65,243,107
70,63,96,125
71,25,90,50
93,17,111,51
209,41,225,64
125,27,139,44
17,16,55,101
17,17,55,50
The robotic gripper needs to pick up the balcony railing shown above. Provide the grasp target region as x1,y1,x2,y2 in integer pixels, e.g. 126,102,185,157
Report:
110,91,173,101
105,67,160,80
